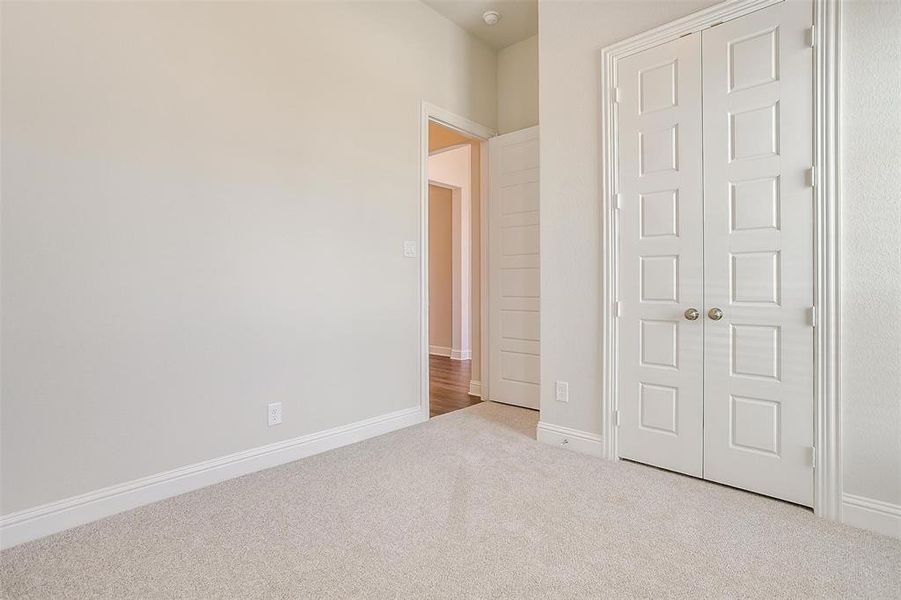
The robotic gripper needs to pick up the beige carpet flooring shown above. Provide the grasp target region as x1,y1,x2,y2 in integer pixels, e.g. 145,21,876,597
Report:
2,402,900,599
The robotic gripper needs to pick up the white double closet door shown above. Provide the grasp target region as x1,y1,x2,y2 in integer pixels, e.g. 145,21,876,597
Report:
616,1,815,506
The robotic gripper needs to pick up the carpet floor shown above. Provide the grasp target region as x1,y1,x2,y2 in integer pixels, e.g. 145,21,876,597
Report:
1,402,899,599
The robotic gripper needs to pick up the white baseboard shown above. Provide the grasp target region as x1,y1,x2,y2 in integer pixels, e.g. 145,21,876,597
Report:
0,406,425,550
468,380,481,397
842,493,901,538
536,421,605,458
429,347,471,360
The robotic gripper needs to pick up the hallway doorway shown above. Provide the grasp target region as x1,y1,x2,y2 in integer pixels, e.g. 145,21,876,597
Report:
427,119,483,418
429,355,480,418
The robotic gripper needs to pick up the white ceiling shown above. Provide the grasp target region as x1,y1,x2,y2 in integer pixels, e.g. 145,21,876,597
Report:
422,0,538,50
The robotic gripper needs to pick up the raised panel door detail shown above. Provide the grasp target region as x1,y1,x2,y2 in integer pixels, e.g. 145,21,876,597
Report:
640,190,679,238
501,224,539,256
640,319,678,369
500,351,539,385
500,181,539,214
728,28,779,93
730,324,782,381
640,255,679,303
639,60,678,114
730,250,781,305
500,310,539,341
500,268,539,299
730,395,781,456
730,177,780,231
640,383,679,435
498,139,539,173
729,102,779,161
639,125,679,175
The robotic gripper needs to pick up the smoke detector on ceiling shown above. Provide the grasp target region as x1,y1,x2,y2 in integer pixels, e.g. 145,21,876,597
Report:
482,10,500,26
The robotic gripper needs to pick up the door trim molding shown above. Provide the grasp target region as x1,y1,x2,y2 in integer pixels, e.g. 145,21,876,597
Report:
811,0,842,523
599,0,842,520
420,102,495,421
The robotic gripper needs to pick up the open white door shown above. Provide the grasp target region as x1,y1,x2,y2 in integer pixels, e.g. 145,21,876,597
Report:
487,126,540,409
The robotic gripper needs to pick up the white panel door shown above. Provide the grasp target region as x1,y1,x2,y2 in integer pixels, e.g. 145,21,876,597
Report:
616,33,705,476
487,126,540,409
701,1,815,506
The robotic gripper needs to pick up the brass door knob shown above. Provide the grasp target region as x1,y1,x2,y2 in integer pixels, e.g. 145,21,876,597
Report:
684,308,700,321
708,307,724,321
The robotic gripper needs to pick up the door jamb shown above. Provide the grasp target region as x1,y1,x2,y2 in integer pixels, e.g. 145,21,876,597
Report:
420,102,496,422
598,0,841,520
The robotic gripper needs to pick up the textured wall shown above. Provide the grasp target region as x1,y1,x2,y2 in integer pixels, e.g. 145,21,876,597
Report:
840,0,901,506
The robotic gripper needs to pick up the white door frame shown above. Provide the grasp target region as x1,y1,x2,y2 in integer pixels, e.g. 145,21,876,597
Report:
420,102,496,421
599,0,841,519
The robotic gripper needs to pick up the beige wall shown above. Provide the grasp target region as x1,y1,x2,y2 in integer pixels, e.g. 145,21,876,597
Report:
429,145,472,358
840,0,901,508
0,1,496,514
498,34,539,134
538,0,901,515
429,185,454,350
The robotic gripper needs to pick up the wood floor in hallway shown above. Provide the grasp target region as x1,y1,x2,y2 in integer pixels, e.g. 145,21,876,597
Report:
429,355,481,418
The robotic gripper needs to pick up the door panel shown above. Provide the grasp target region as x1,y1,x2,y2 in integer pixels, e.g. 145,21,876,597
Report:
616,33,705,477
701,0,814,506
488,127,540,409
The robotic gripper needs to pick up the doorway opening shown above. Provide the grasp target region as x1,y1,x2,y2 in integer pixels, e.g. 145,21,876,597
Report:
420,104,539,420
427,120,483,418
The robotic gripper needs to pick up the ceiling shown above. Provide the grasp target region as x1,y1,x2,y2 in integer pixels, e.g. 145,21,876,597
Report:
422,0,538,50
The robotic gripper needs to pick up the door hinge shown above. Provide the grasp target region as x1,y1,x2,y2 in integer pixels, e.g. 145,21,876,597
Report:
808,166,816,187
613,87,622,104
807,26,816,48
614,410,621,428
614,301,622,318
810,446,817,469
810,306,817,327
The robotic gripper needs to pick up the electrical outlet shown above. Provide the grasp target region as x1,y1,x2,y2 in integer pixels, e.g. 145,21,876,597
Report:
267,402,282,426
555,381,569,403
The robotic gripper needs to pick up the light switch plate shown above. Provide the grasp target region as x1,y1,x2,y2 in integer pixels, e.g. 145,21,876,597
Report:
403,241,417,258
